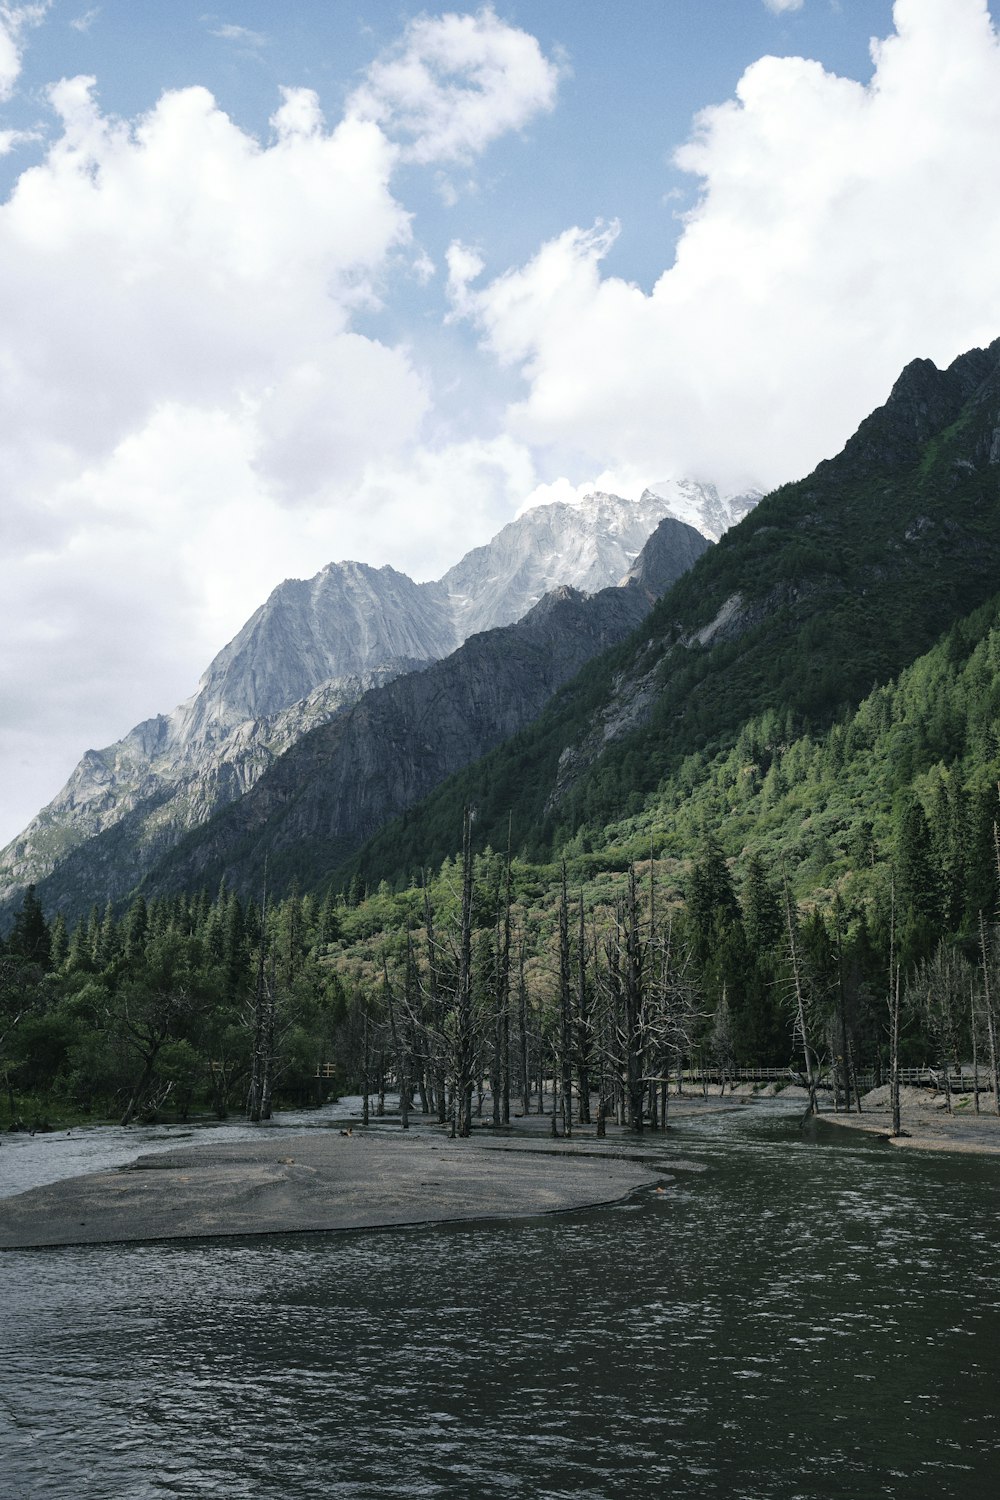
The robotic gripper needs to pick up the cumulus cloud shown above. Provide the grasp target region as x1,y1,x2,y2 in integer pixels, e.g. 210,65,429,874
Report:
0,10,567,844
348,5,562,164
452,0,1000,494
0,78,420,482
763,0,805,14
445,239,485,316
0,2,48,99
0,76,425,840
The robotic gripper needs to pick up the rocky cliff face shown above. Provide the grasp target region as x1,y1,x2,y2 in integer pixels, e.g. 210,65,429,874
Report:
620,514,716,600
136,516,709,904
175,565,456,746
3,502,712,915
0,662,429,908
441,490,697,635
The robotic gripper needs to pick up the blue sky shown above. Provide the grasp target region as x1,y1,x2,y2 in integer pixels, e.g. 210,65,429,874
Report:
2,3,896,289
1,0,998,843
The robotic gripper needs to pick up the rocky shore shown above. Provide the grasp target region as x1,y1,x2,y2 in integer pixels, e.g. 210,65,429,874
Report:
816,1083,1000,1155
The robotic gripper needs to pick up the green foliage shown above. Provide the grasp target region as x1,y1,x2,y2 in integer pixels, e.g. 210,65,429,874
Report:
0,880,351,1126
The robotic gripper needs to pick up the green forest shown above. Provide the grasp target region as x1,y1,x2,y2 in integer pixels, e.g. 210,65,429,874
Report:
5,585,1000,1132
7,342,1000,1134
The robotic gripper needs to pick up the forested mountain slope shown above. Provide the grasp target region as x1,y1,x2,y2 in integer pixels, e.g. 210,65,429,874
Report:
346,339,1000,890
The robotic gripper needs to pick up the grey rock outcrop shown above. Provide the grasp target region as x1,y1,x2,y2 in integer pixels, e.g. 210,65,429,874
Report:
441,489,697,635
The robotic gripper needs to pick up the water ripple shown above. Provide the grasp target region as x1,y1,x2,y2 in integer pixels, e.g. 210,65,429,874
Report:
3,1106,1000,1497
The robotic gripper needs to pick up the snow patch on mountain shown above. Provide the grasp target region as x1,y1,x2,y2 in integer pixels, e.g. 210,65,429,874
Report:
643,479,762,542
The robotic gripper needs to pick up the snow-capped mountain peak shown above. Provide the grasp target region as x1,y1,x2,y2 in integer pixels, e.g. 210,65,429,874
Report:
642,479,762,542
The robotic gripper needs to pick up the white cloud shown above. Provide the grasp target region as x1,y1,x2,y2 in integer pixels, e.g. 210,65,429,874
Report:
0,124,35,152
69,7,100,33
0,76,428,841
210,22,267,49
0,2,49,100
347,434,538,579
348,4,562,164
445,238,485,316
453,0,1000,495
0,78,419,481
763,0,805,14
0,13,571,845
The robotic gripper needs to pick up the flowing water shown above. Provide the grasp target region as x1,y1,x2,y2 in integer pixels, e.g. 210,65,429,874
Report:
2,1104,999,1499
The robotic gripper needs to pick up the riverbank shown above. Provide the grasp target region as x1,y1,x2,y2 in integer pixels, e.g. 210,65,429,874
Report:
0,1127,671,1250
817,1083,1000,1155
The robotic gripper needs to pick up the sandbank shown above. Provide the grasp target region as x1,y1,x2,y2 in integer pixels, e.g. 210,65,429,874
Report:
0,1129,665,1250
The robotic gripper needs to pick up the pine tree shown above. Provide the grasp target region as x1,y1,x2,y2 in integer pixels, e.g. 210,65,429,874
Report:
9,885,51,968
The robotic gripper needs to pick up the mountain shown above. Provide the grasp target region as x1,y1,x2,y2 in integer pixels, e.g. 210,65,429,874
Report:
340,338,1000,890
441,487,723,635
136,581,655,904
5,510,710,918
642,478,762,542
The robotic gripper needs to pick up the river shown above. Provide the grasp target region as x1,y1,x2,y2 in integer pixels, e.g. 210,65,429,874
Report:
1,1102,998,1499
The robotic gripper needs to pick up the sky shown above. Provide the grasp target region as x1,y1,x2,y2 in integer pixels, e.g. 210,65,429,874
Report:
3,0,1000,848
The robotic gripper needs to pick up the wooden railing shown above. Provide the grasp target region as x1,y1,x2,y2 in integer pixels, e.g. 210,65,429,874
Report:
683,1064,994,1092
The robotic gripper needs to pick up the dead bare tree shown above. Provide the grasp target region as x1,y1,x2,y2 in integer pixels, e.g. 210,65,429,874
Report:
576,893,593,1124
782,872,820,1121
557,863,574,1137
977,909,999,1116
246,866,274,1124
887,876,902,1138
906,941,971,1113
454,807,476,1136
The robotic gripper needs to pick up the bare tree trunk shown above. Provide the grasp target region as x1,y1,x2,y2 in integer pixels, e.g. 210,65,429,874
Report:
499,819,513,1125
362,1007,370,1127
890,966,902,1137
456,808,476,1136
576,893,592,1124
247,868,269,1124
887,873,901,1137
518,941,530,1117
259,959,276,1121
423,882,448,1126
834,901,851,1113
847,1031,863,1114
978,910,999,1116
783,873,818,1119
623,865,645,1132
384,962,409,1131
971,983,981,1115
558,864,574,1138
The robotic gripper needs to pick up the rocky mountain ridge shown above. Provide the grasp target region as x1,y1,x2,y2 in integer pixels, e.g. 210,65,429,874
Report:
3,506,715,916
131,516,710,905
